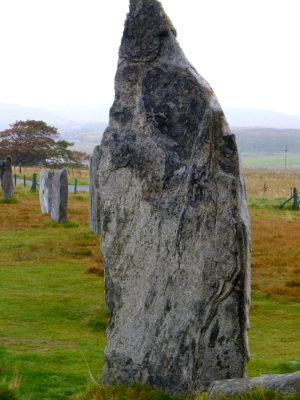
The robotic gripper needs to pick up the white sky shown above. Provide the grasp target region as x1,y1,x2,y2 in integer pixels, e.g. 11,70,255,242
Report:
0,0,300,114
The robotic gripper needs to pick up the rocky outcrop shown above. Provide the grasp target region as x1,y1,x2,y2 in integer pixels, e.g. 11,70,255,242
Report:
0,156,13,200
51,169,68,222
39,170,54,214
98,0,251,395
209,371,300,396
89,145,101,234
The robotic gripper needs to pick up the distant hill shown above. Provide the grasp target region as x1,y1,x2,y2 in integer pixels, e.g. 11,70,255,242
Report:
234,127,300,153
225,108,300,130
2,103,300,155
2,103,300,130
46,104,110,123
58,121,107,154
0,103,110,129
0,103,107,154
0,103,66,129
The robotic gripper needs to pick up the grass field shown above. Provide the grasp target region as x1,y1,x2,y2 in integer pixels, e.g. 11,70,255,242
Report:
242,154,300,170
244,169,300,199
11,167,90,186
0,188,104,400
1,171,300,400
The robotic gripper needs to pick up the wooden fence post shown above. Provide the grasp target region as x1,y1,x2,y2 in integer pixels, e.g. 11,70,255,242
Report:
74,179,77,194
23,175,26,187
293,188,299,210
31,173,37,192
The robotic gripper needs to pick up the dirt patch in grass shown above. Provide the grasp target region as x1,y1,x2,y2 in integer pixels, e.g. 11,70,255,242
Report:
0,337,76,352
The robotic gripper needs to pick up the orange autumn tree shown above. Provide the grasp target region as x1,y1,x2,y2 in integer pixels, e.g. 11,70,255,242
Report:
0,120,75,167
73,151,91,166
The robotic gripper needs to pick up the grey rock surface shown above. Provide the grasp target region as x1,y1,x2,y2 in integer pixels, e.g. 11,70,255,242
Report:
98,0,251,395
89,145,101,234
209,371,300,396
0,156,13,200
51,169,68,222
39,169,54,214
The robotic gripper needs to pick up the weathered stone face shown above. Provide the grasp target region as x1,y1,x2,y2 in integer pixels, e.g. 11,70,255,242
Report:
89,146,101,234
98,0,251,395
39,170,54,214
51,169,68,223
0,156,13,200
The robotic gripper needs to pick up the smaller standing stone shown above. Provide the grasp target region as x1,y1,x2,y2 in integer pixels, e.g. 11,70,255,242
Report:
208,371,300,397
39,169,54,214
0,156,14,200
51,169,68,222
89,145,101,234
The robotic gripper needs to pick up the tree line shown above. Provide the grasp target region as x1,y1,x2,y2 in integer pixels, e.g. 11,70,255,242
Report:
0,120,90,169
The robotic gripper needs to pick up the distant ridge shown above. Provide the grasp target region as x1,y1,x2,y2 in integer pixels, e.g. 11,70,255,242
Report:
225,108,300,130
2,103,300,130
2,103,300,155
0,103,67,129
234,127,300,153
0,103,110,130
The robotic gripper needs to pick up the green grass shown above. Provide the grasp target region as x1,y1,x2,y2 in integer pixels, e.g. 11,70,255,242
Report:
68,177,89,186
0,189,104,400
75,385,300,400
242,155,300,169
248,293,300,376
75,383,188,400
248,197,290,209
0,259,105,399
0,375,20,400
13,173,90,186
0,198,19,204
1,187,300,400
248,195,300,212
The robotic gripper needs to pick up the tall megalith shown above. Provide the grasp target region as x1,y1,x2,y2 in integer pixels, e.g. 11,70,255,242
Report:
51,169,68,222
0,156,13,200
89,145,101,234
40,169,54,214
98,0,251,395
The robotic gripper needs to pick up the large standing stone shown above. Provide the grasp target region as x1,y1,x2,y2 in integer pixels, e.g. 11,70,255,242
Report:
0,156,13,200
89,145,101,234
51,169,68,222
39,169,54,214
98,0,251,395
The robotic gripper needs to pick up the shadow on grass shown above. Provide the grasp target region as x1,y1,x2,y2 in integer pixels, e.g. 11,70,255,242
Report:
74,384,300,400
0,198,19,204
248,197,295,210
43,220,80,229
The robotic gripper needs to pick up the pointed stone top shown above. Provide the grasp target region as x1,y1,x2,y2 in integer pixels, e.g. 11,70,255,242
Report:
119,0,176,62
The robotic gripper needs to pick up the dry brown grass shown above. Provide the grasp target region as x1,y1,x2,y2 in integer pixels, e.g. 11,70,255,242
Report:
12,165,89,180
0,189,88,230
245,169,300,199
245,169,300,302
4,172,300,303
250,208,300,302
0,187,102,273
10,167,300,197
0,193,45,231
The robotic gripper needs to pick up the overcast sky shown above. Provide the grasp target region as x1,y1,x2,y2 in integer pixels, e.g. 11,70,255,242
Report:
0,0,300,115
